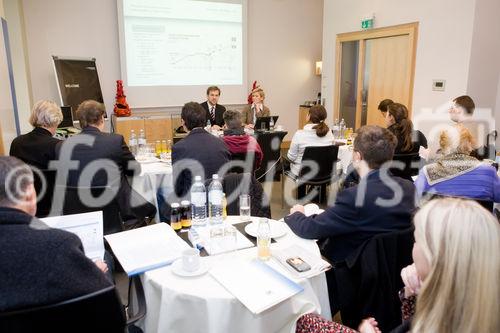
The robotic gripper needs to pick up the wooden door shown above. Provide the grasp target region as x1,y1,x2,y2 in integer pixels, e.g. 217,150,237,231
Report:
364,35,412,127
335,23,418,130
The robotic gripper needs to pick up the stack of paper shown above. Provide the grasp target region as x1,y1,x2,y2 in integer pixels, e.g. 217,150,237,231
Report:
41,211,105,261
210,259,303,314
105,223,190,276
272,244,331,279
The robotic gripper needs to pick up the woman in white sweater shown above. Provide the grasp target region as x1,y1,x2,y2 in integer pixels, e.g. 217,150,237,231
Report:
287,105,334,177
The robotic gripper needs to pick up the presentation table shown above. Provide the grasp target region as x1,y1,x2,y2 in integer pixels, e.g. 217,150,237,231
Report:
138,216,332,333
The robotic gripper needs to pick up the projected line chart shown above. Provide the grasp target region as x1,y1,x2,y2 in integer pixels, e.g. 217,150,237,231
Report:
168,40,239,71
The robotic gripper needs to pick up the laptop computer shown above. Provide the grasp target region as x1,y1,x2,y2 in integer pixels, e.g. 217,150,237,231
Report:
254,116,279,131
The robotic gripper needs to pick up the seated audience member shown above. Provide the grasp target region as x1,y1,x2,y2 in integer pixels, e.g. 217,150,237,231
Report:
222,109,263,169
9,100,63,217
285,125,416,262
385,103,427,155
56,100,155,222
448,95,487,151
0,156,111,312
9,100,63,170
200,86,226,130
287,105,334,177
241,88,270,128
377,98,394,116
414,126,500,202
296,198,500,333
172,102,230,198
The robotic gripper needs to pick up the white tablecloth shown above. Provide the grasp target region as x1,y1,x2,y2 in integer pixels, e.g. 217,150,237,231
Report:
337,145,353,174
131,161,173,222
140,216,332,333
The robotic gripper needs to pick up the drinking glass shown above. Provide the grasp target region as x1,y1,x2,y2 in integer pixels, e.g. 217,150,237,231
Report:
239,194,251,220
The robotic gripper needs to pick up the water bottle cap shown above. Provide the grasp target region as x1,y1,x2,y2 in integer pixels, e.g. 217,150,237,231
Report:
171,203,180,208
212,174,219,179
194,175,202,181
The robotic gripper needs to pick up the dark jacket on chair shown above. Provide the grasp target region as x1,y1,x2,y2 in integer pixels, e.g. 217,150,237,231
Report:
200,101,226,127
329,228,415,331
9,128,61,217
172,128,230,197
0,207,112,312
284,169,416,262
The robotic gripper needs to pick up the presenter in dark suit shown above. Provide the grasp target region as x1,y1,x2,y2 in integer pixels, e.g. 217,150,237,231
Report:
200,86,226,130
241,88,270,128
55,100,155,224
9,100,63,217
284,125,416,262
0,156,111,312
172,102,230,198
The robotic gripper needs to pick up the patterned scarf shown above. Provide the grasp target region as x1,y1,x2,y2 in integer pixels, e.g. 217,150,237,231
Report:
424,153,483,185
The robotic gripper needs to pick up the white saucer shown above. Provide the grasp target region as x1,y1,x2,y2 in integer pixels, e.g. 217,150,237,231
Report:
244,219,288,238
171,259,209,277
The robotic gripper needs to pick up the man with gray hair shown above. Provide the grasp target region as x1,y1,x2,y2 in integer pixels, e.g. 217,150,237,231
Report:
222,109,263,169
0,156,111,312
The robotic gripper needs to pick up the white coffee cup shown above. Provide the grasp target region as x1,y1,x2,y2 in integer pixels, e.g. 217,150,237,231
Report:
182,248,200,272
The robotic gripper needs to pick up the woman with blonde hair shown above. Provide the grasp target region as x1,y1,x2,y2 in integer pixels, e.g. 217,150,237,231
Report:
414,125,500,202
9,100,63,216
241,87,270,128
295,198,500,333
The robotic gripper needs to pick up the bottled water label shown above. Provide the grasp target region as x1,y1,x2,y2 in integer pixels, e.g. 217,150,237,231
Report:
191,192,206,206
209,191,223,205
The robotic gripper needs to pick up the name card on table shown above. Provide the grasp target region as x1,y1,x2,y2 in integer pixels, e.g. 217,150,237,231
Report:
41,211,105,261
210,259,303,314
105,223,190,276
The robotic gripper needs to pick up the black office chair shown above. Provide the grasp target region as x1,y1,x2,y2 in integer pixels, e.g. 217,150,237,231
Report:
222,172,271,218
0,285,127,333
472,130,497,160
255,131,287,181
389,152,421,181
58,185,125,235
228,151,259,174
282,145,340,207
32,168,56,218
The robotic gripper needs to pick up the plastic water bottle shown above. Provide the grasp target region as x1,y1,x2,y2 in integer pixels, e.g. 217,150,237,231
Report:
206,118,212,129
269,117,275,131
257,218,271,261
339,118,346,139
332,119,339,139
138,129,146,148
190,176,207,227
129,130,138,155
208,174,223,225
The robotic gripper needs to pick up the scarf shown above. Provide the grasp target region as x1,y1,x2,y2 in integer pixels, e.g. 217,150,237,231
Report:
424,153,483,185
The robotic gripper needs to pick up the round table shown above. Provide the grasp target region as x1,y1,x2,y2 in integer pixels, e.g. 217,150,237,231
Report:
139,216,331,333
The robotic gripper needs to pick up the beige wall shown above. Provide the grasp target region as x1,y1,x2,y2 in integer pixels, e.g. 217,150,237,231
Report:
467,0,500,146
15,0,323,139
322,0,476,136
4,0,32,133
247,0,323,138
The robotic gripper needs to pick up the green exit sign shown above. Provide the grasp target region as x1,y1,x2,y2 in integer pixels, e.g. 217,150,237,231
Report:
361,18,374,30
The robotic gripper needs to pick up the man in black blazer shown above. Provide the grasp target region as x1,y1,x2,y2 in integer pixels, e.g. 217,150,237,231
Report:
0,156,111,312
172,102,230,198
284,125,416,262
55,100,155,225
200,86,226,129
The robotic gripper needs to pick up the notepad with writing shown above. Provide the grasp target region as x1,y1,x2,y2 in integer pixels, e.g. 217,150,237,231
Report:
105,223,190,276
210,259,303,314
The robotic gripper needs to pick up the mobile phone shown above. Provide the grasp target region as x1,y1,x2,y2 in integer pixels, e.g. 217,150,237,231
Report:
286,257,311,272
